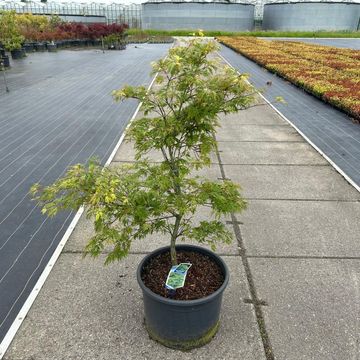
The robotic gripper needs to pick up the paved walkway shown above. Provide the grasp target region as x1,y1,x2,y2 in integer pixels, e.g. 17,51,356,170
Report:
2,77,359,359
220,44,360,190
0,44,171,344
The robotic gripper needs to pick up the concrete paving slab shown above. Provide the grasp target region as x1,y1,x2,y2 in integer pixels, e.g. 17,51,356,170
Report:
248,258,360,360
64,214,94,253
238,200,360,257
217,142,328,165
218,105,287,126
113,140,164,163
223,165,360,200
216,124,302,142
5,254,265,360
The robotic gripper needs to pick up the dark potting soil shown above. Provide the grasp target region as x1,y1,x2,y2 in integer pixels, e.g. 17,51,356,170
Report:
141,250,224,301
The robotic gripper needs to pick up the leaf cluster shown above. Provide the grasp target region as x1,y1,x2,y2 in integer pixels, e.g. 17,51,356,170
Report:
113,39,254,167
32,39,255,264
31,159,246,264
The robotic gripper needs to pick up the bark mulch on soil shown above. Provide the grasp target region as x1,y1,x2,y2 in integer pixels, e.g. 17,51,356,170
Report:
141,250,224,301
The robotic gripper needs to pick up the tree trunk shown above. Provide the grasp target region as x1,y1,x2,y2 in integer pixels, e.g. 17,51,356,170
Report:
170,215,181,266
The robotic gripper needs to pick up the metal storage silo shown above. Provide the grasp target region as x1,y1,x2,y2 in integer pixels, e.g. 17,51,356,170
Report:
142,0,255,31
263,1,360,31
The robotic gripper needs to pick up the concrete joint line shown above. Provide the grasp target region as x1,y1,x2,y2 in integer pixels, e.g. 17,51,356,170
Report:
229,123,287,127
63,250,247,257
226,220,244,225
244,298,269,306
245,198,360,203
223,164,330,168
112,160,163,164
213,134,275,360
220,163,330,167
247,255,360,260
224,124,289,127
217,140,305,143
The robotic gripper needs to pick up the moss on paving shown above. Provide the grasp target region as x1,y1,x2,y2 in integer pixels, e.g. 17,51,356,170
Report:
145,320,220,351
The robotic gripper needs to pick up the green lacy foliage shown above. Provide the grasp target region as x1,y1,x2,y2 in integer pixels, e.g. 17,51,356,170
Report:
0,10,24,51
31,39,255,264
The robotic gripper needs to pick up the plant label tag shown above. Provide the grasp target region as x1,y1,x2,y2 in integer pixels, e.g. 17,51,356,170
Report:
165,263,192,290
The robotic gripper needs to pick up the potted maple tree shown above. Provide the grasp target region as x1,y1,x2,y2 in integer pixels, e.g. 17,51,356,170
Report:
31,38,255,350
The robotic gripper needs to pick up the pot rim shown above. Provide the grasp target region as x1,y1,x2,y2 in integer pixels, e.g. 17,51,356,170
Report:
137,244,229,307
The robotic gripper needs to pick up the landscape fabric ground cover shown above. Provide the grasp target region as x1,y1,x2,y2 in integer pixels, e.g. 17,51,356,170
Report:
218,37,360,120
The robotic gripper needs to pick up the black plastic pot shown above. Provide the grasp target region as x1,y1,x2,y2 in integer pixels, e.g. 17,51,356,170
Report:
34,43,46,52
137,244,229,350
1,55,10,68
61,40,70,48
90,39,100,47
23,43,34,53
10,49,25,59
47,43,57,52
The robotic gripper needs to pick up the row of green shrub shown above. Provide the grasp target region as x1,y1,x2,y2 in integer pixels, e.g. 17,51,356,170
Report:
127,28,360,38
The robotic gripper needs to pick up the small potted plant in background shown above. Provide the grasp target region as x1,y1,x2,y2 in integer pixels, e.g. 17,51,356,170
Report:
103,25,127,50
104,33,127,50
104,33,120,50
31,38,255,349
46,39,57,52
0,10,25,59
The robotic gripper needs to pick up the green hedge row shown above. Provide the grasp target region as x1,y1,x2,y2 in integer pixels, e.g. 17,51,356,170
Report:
127,29,360,38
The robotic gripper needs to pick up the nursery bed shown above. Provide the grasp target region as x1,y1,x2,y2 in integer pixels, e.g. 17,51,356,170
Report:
218,37,360,120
